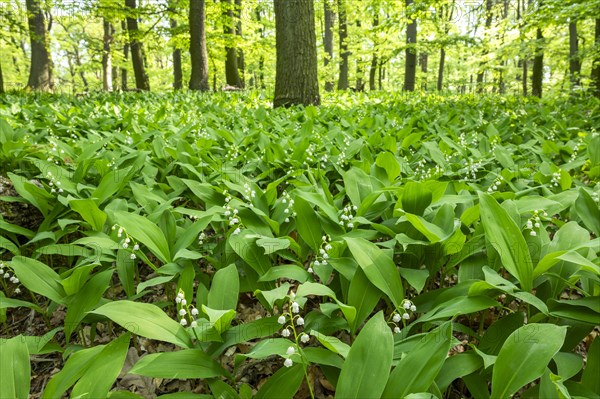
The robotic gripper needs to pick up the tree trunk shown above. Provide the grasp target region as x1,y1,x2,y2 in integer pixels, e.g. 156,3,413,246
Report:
189,0,210,91
531,27,544,97
437,48,445,91
235,0,245,86
568,21,581,87
404,0,417,91
125,0,150,91
273,0,320,107
337,0,349,90
121,20,129,91
476,0,493,93
73,47,88,90
593,19,600,98
324,0,335,92
26,0,53,91
0,60,4,94
171,17,183,90
419,52,428,90
102,19,114,91
256,7,265,89
222,0,242,87
369,12,379,91
378,59,384,90
355,20,364,91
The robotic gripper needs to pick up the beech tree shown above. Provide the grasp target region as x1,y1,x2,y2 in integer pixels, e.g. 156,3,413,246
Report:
189,0,209,91
125,0,150,90
26,0,53,91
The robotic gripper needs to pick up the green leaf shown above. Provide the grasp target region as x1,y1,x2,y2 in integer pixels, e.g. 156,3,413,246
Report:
0,335,31,399
491,324,567,399
402,181,433,216
574,188,600,236
383,321,453,398
336,312,394,399
71,333,130,399
581,336,600,393
376,152,401,181
202,306,236,335
255,363,304,399
208,264,239,310
478,192,533,292
258,265,310,283
114,211,171,263
417,295,499,323
347,267,381,332
256,236,291,254
92,300,193,348
310,331,350,358
345,237,404,308
294,195,322,251
130,349,227,379
435,352,483,392
9,256,66,304
70,199,107,231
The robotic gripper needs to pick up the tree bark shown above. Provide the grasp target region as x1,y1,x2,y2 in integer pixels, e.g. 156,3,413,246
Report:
437,48,445,91
235,0,245,86
593,19,600,98
125,0,150,91
121,20,129,91
419,52,427,90
222,0,242,87
171,17,183,90
355,20,364,91
189,0,210,91
273,0,320,107
476,0,493,92
26,0,53,91
369,12,379,91
73,47,88,90
404,0,417,91
337,0,349,90
102,19,114,91
568,21,581,87
255,7,265,89
324,0,335,92
531,27,544,97
0,60,4,94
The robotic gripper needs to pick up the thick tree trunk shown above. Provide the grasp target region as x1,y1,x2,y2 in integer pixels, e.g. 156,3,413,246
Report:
593,19,600,98
568,21,581,86
26,0,53,91
531,27,544,97
476,0,493,93
125,0,150,91
273,0,320,107
235,0,245,86
189,0,210,91
404,0,417,91
102,19,114,91
222,0,242,87
324,0,335,92
170,17,183,90
121,20,129,91
437,48,445,91
337,0,349,90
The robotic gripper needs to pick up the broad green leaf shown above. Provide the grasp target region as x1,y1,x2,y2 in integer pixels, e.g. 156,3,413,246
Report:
202,306,236,335
382,321,453,398
581,336,600,393
479,192,533,292
310,331,350,358
258,265,310,283
92,300,193,348
114,211,171,263
69,199,107,231
0,335,30,399
336,312,393,399
255,363,304,399
376,152,401,181
9,256,66,304
347,267,381,332
208,264,239,310
130,349,227,379
491,324,567,399
401,181,433,216
293,195,322,251
435,352,483,392
574,188,600,237
418,295,499,323
345,237,404,308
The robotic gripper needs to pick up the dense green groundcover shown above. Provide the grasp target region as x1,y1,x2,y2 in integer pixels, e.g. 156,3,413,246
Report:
0,92,599,398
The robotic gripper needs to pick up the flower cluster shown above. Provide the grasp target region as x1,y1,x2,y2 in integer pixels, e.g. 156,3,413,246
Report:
0,261,21,294
339,205,357,229
277,292,310,368
46,140,63,164
465,161,482,181
389,299,417,334
111,225,140,259
308,236,333,274
487,175,505,193
176,290,199,328
525,209,547,237
281,191,296,223
198,232,207,245
242,183,256,203
305,144,317,164
422,164,444,180
223,191,243,235
224,144,240,161
550,172,561,188
196,128,210,140
46,172,64,194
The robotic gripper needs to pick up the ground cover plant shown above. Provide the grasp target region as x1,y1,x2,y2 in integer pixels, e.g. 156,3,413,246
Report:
0,91,599,398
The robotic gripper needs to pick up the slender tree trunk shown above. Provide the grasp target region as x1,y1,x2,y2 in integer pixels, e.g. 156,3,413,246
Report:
531,27,544,97
73,47,88,90
419,52,428,90
404,0,417,91
593,19,600,98
189,0,210,90
355,20,364,91
378,59,384,90
255,7,265,89
337,0,349,90
369,12,379,91
102,19,114,91
324,0,335,92
0,60,4,94
170,17,183,90
476,0,493,93
222,0,242,87
26,0,53,91
568,21,581,87
437,48,445,91
235,0,245,86
125,0,150,91
273,0,320,107
121,20,129,90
